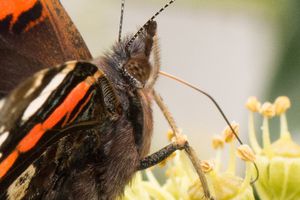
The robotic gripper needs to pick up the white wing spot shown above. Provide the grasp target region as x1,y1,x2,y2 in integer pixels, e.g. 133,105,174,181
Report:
0,131,9,147
21,66,74,121
7,165,36,200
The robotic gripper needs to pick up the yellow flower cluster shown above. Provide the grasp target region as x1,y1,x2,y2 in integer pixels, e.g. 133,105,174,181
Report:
246,96,300,200
119,124,255,200
119,96,300,200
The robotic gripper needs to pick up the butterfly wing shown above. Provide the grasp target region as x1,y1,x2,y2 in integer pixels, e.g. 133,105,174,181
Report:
0,61,119,190
0,0,92,98
0,61,140,200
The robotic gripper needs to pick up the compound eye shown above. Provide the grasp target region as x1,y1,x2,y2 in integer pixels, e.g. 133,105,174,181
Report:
124,57,151,86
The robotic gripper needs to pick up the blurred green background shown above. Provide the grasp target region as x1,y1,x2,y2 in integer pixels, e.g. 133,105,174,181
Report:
61,0,300,178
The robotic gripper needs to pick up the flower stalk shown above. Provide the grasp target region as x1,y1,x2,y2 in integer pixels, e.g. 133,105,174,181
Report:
246,96,262,154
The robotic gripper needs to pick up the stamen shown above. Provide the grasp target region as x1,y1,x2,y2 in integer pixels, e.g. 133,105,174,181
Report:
211,135,224,149
200,160,214,173
274,96,291,115
245,96,261,112
237,145,256,162
223,122,239,143
260,102,275,118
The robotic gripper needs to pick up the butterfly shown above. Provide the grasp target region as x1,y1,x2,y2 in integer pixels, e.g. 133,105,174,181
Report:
0,0,191,199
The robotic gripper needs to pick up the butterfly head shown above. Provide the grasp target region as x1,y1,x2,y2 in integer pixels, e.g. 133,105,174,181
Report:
111,21,157,89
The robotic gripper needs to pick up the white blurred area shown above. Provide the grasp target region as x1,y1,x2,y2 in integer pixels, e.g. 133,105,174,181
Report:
61,1,278,164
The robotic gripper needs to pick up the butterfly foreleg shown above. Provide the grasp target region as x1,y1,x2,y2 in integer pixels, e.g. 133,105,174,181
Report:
138,134,187,170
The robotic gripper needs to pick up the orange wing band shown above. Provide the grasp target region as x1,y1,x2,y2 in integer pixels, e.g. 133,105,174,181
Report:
0,0,37,20
0,150,18,179
0,0,46,32
0,77,95,179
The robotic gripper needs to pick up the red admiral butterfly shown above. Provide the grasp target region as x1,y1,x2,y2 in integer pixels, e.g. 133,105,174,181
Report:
0,0,254,199
0,0,212,199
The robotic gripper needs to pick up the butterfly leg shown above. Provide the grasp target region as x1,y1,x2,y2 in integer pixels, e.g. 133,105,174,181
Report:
138,134,187,170
152,90,214,200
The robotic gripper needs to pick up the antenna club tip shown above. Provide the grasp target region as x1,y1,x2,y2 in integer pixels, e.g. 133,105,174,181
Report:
145,20,157,37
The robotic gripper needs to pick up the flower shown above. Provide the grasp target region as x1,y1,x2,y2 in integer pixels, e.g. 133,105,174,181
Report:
247,96,300,200
120,129,255,200
119,96,300,200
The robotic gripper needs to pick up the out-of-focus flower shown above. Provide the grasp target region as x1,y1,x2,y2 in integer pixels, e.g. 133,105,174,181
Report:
212,134,224,149
247,96,300,200
199,124,254,200
120,127,255,200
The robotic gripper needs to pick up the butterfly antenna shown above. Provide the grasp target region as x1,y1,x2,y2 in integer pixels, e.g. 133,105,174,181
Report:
125,0,176,50
159,71,243,144
118,0,126,42
159,71,260,183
